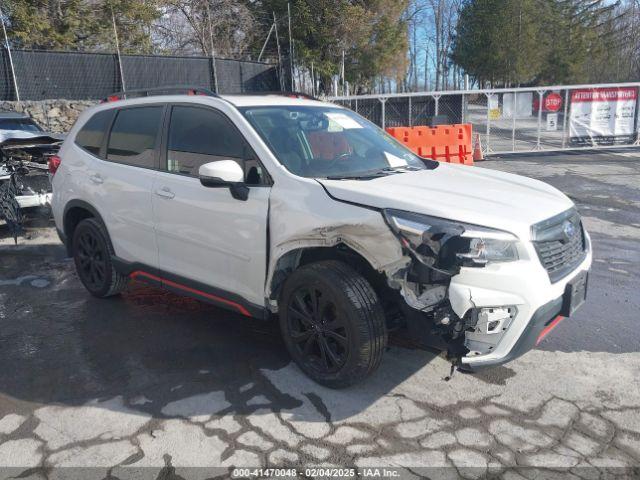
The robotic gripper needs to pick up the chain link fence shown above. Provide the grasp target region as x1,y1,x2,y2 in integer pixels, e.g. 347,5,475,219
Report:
0,47,280,101
331,83,640,155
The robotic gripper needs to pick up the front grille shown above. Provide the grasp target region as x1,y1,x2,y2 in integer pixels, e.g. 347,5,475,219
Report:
532,209,587,283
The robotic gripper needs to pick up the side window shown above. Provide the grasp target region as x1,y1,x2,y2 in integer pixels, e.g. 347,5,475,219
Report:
166,106,265,184
106,106,163,168
75,110,113,156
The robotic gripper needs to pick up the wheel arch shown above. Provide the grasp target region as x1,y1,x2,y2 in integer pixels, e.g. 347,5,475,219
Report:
268,243,399,316
62,200,109,256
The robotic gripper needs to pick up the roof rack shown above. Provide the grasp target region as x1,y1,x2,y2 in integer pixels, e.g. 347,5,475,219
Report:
102,85,219,103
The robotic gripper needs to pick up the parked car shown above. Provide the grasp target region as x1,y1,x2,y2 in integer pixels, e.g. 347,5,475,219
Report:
0,111,61,209
50,87,591,387
0,112,62,241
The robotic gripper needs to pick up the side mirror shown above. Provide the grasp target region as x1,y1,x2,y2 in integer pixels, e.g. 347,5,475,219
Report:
199,160,249,201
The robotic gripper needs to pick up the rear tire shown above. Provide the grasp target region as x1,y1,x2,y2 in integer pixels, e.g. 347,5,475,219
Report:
279,260,387,388
72,218,127,298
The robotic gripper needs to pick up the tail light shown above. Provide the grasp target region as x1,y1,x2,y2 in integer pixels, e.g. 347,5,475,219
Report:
48,154,61,175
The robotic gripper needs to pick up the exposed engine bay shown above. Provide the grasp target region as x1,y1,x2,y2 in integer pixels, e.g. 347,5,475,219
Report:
381,208,520,365
0,134,61,242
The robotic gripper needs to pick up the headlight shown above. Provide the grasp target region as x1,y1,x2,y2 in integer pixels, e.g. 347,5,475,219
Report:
383,209,519,273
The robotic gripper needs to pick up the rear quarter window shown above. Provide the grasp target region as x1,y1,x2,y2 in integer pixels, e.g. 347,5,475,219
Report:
75,110,114,156
106,106,163,168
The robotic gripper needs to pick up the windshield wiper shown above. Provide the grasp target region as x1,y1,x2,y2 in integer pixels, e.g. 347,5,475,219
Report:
325,174,383,180
325,165,420,180
381,165,422,172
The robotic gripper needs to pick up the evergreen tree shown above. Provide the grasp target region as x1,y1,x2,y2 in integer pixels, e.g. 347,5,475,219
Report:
451,0,626,86
248,0,409,93
3,0,160,53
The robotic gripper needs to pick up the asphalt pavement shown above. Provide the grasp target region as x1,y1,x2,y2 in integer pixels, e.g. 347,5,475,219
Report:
0,149,638,479
483,149,640,353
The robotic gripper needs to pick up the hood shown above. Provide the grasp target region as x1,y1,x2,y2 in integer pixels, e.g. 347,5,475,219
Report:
0,130,64,146
317,163,574,240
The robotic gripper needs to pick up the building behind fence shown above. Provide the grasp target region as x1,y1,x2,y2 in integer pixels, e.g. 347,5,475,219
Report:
331,83,640,156
0,48,280,101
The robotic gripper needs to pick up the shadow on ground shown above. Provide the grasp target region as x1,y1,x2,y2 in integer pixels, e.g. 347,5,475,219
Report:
0,244,439,422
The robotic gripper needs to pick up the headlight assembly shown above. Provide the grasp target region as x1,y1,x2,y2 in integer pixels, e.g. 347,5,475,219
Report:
383,209,519,274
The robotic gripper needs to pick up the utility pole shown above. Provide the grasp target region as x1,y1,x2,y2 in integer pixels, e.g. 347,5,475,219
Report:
258,22,275,62
0,5,19,102
111,7,126,93
287,2,294,91
205,2,219,93
273,12,284,91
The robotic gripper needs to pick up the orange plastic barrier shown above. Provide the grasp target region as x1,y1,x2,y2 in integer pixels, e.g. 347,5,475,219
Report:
386,124,474,165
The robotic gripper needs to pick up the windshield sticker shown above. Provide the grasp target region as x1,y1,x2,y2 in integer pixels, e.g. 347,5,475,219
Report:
326,113,364,130
384,152,409,167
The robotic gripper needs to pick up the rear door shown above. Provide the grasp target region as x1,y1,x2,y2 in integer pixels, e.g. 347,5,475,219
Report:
91,105,165,268
151,104,271,310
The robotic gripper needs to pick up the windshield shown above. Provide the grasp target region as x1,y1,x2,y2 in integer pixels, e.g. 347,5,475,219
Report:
0,118,43,133
240,106,434,179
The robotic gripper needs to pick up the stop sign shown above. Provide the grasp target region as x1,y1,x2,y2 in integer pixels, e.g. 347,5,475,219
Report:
544,93,563,112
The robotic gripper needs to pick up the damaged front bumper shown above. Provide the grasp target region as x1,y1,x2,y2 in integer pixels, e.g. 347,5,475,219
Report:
447,231,592,369
1,169,52,210
16,191,52,208
383,206,592,370
458,296,564,371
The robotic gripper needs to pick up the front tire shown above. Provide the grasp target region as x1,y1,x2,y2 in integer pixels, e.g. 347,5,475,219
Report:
72,218,127,298
279,260,387,388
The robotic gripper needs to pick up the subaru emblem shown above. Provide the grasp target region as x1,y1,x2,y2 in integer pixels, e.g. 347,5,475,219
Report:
562,220,576,239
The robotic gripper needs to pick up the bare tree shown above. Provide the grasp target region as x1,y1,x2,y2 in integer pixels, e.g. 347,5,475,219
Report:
154,0,256,58
405,0,460,92
425,0,460,90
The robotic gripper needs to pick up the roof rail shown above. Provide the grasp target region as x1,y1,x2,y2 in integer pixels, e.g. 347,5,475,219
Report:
102,85,219,103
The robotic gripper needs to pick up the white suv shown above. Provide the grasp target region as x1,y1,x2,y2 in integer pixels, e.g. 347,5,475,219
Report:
51,87,592,388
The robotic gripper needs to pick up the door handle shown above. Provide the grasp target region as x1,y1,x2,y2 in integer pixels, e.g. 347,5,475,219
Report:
89,173,103,185
155,187,175,199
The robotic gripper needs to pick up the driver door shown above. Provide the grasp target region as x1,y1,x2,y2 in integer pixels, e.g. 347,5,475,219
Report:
151,104,271,312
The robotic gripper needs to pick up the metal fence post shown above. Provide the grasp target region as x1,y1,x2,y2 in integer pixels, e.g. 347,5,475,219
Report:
111,8,126,92
561,88,570,148
461,93,466,124
434,95,440,116
512,92,517,151
408,96,412,127
379,97,387,129
1,6,20,102
536,90,543,150
355,98,358,113
635,88,640,146
485,93,492,153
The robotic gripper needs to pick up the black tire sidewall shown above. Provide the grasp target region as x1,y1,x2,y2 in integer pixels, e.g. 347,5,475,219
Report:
279,262,385,387
72,219,116,297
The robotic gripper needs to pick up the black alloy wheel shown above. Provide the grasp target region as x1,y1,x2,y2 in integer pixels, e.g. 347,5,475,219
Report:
279,260,387,388
287,286,349,374
76,229,107,291
72,218,127,298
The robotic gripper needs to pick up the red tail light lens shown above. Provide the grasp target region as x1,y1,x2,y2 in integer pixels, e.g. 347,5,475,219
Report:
48,154,61,175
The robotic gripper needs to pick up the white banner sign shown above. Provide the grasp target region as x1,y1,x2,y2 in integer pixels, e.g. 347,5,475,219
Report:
569,87,637,144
